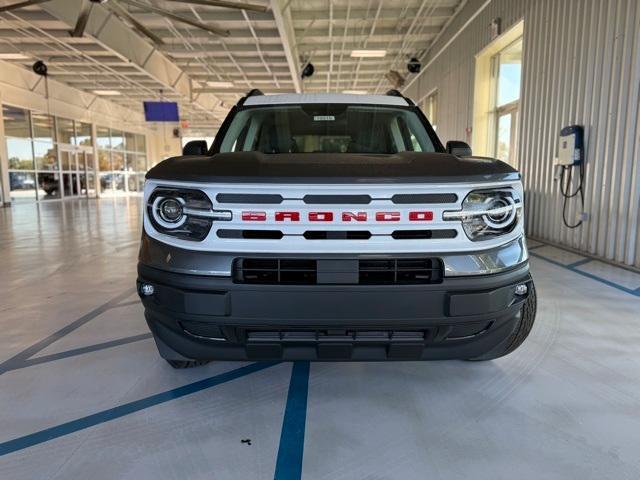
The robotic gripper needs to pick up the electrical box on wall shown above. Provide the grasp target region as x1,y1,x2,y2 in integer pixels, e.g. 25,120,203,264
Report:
558,125,584,166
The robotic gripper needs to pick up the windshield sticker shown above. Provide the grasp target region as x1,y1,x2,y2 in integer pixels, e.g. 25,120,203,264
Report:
313,115,335,121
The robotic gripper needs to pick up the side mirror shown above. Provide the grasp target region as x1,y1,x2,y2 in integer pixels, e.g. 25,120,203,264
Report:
446,140,472,157
182,140,208,156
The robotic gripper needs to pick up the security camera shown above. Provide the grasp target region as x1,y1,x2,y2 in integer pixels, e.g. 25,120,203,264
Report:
32,60,48,77
407,57,421,74
301,63,315,79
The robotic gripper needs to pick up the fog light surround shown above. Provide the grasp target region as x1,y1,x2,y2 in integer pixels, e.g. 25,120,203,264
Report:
514,283,528,296
140,283,155,296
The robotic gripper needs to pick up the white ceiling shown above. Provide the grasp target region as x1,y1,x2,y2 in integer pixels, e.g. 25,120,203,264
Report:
0,0,462,133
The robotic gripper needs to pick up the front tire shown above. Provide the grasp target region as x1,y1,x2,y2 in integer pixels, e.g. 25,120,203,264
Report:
467,282,537,361
166,359,211,369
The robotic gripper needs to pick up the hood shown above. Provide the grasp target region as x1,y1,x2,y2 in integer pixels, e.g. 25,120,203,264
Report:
146,151,520,184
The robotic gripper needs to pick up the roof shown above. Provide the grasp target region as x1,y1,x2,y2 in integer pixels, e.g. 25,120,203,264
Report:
243,93,410,106
0,0,462,133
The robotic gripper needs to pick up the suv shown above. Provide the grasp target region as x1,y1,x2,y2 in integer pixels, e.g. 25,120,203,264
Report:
137,90,536,368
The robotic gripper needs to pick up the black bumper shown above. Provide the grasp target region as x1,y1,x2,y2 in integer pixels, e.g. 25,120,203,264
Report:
137,262,533,361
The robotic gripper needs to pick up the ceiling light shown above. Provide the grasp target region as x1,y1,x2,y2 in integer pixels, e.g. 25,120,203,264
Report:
342,90,368,95
93,90,122,96
207,81,234,88
0,53,30,60
350,50,387,58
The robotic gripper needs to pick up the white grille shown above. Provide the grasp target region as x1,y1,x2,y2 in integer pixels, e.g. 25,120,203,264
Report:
143,180,524,254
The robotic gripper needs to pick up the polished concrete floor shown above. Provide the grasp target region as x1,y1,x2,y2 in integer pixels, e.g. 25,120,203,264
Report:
1,198,639,480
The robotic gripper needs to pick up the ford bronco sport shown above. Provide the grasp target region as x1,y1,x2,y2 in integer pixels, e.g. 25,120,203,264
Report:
137,90,536,368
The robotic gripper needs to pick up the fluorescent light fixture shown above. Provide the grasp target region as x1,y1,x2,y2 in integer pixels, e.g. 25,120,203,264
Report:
0,53,30,60
207,81,234,88
350,49,387,58
93,90,121,96
342,90,368,95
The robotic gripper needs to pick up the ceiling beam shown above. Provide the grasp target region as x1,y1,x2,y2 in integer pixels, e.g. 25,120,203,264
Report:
292,7,455,22
270,0,301,93
194,86,291,94
39,0,225,118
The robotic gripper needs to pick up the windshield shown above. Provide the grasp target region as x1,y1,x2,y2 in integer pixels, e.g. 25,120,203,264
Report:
218,104,437,154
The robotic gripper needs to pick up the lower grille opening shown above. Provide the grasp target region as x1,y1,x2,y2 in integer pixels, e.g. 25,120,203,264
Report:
218,229,284,239
391,229,458,239
234,258,317,284
234,257,443,285
359,258,443,284
303,230,372,240
246,329,428,343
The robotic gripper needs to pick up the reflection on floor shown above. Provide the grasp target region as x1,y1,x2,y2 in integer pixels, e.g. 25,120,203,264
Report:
0,198,639,480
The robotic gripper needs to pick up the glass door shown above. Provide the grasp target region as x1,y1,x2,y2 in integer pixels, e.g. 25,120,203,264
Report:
59,147,89,199
82,151,96,197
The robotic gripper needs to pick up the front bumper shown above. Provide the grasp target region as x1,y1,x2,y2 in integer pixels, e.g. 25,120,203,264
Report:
138,259,533,361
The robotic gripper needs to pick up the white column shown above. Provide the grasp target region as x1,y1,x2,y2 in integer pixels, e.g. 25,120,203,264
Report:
0,91,11,206
91,123,100,198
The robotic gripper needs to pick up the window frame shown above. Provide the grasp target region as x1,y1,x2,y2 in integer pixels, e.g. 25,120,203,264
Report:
489,37,522,165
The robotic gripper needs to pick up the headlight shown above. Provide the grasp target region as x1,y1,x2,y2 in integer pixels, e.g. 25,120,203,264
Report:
147,188,231,241
443,189,521,241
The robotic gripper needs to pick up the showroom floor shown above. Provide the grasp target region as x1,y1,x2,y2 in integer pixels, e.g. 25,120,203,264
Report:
1,198,639,480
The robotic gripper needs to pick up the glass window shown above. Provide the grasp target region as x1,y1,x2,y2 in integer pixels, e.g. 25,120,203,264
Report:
34,142,58,170
97,127,110,149
100,173,113,192
134,154,147,172
60,150,75,171
112,151,124,171
3,105,30,138
6,138,34,170
124,131,136,151
31,113,55,142
56,117,75,144
113,173,125,193
37,172,61,200
98,150,111,171
137,173,146,191
135,134,146,153
219,105,436,154
496,39,522,107
86,173,96,197
110,129,124,150
496,113,512,162
423,91,438,131
126,173,137,192
124,152,134,172
76,122,92,146
85,152,94,171
9,172,36,201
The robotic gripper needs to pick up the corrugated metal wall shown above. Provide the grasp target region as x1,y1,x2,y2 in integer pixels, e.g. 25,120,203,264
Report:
405,0,640,268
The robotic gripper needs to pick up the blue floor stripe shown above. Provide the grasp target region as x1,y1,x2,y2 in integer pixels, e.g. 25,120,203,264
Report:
0,287,136,375
274,361,310,480
566,258,592,268
530,252,640,297
13,333,154,371
0,362,276,457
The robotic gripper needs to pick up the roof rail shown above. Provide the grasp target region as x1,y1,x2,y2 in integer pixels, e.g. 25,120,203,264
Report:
237,89,264,107
386,89,415,106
